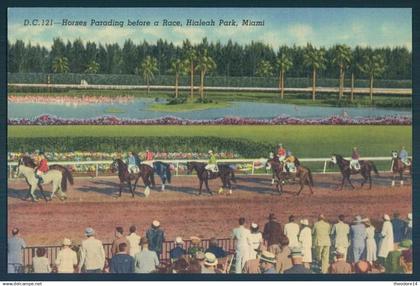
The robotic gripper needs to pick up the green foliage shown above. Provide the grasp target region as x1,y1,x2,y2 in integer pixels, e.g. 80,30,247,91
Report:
84,60,100,74
52,57,69,73
256,60,274,77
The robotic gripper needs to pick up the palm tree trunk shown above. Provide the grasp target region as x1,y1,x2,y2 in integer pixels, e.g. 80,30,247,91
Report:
147,78,150,95
281,71,285,100
370,74,374,102
200,70,205,100
312,68,316,101
339,66,342,99
278,72,282,98
175,74,179,98
190,63,194,100
350,73,354,102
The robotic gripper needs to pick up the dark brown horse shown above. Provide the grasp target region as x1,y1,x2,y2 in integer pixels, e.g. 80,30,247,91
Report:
391,151,412,186
266,157,313,196
186,161,236,195
18,156,74,199
330,154,379,190
110,159,155,197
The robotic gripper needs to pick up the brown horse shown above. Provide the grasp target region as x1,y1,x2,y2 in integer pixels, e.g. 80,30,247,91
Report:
266,157,314,196
186,161,236,195
110,159,155,198
331,154,379,190
391,151,412,186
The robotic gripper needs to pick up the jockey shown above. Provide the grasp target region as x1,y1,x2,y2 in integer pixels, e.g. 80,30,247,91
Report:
35,152,48,184
143,148,154,167
127,151,139,174
285,151,296,172
399,146,410,166
205,150,219,173
350,147,361,171
277,143,286,161
32,149,41,164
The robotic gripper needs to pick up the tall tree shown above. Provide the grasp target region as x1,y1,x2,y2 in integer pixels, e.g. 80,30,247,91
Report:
195,49,217,100
332,44,352,99
52,56,70,73
276,48,293,99
256,60,273,77
184,42,197,101
303,44,326,101
358,53,386,102
168,58,188,98
85,60,100,74
140,56,158,95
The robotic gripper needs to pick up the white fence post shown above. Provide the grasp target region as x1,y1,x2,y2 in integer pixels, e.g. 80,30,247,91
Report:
251,161,255,175
323,160,328,174
96,163,99,177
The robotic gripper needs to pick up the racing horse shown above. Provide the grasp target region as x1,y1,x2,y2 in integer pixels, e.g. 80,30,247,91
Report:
266,157,313,196
330,154,379,190
391,151,412,186
266,153,301,185
153,161,172,191
16,162,68,202
17,156,74,200
186,161,236,195
110,159,155,197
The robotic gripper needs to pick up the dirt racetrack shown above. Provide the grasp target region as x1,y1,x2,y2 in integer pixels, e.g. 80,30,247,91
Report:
8,173,411,246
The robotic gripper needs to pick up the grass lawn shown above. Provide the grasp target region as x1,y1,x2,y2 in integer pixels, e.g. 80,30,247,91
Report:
148,101,231,112
8,125,412,158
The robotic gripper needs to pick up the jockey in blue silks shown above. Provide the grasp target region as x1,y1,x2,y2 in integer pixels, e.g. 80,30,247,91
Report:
127,151,140,174
399,146,410,166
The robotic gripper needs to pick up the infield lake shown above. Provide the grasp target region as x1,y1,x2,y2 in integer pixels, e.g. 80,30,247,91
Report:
8,98,411,120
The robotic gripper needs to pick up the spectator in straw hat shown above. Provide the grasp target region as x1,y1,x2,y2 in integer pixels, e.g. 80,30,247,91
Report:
243,250,261,274
312,214,331,274
205,237,226,259
248,223,263,259
331,214,350,261
78,227,105,273
259,251,277,274
378,214,394,266
134,237,159,273
55,238,78,273
170,236,186,262
188,236,205,257
32,247,51,273
202,252,218,274
111,226,130,256
126,225,141,257
263,213,283,247
283,247,312,274
146,220,165,258
364,218,377,265
329,247,352,274
284,215,300,249
350,215,367,263
109,243,135,273
298,219,312,269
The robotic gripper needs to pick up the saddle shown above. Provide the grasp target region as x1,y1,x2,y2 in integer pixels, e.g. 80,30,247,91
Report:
286,163,296,173
129,165,140,174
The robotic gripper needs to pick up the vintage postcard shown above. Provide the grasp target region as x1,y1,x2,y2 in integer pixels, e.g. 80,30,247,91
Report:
5,7,412,278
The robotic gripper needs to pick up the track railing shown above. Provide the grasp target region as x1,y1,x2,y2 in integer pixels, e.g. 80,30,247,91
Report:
8,156,402,179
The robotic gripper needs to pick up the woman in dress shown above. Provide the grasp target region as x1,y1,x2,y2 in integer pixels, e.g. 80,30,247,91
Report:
248,223,263,260
364,218,377,265
298,219,312,269
377,214,394,266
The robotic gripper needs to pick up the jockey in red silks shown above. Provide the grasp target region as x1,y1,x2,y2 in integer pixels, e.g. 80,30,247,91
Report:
35,152,49,184
277,143,286,161
144,148,154,167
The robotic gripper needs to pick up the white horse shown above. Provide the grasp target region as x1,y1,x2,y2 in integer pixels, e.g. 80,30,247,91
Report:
16,164,64,201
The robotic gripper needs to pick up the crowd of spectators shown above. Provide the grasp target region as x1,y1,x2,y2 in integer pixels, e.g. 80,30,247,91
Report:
8,212,412,274
8,114,412,126
8,95,135,106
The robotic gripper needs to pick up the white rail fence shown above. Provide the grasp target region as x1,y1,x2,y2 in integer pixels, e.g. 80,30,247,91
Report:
7,156,399,180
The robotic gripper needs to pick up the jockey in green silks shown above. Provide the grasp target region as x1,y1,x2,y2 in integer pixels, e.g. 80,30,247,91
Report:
205,150,219,173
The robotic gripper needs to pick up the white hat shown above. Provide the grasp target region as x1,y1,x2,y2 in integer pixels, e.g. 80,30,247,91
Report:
175,236,184,244
300,219,309,226
383,214,390,221
408,213,412,220
204,252,218,266
152,220,160,227
353,215,363,223
62,238,72,246
251,222,258,229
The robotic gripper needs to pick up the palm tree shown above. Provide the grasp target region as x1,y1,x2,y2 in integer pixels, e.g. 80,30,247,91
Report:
256,60,274,77
185,48,197,100
195,49,216,100
84,60,100,74
303,44,326,101
358,54,386,102
140,56,158,95
168,59,188,98
276,51,293,99
52,56,69,73
332,44,351,99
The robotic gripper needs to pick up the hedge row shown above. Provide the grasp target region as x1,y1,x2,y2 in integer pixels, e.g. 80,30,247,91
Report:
8,136,272,158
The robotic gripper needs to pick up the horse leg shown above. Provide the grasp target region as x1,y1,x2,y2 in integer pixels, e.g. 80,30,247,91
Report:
205,179,212,195
347,176,355,190
128,181,135,198
132,175,141,192
337,176,345,191
296,180,304,196
368,173,373,189
37,184,48,202
361,173,367,187
30,185,38,202
400,171,404,186
118,182,123,197
199,179,203,195
271,172,275,185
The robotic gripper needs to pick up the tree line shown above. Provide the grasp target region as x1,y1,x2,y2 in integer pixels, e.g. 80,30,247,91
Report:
8,38,411,101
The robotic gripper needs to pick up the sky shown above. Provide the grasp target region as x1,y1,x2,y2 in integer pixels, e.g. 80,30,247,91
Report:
8,8,412,50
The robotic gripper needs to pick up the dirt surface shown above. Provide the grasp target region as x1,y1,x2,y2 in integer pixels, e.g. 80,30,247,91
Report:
8,174,412,246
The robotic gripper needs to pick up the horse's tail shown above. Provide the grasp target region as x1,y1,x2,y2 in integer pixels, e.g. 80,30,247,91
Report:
307,168,314,186
371,161,379,176
165,164,172,184
150,167,156,187
63,167,74,185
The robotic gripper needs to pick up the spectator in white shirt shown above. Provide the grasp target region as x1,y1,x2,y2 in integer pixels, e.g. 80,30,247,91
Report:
126,225,141,257
78,227,105,273
284,215,300,248
331,214,350,261
232,217,251,273
32,247,51,273
55,238,78,273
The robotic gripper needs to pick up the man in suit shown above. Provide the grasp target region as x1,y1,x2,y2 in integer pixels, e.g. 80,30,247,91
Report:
263,213,283,247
